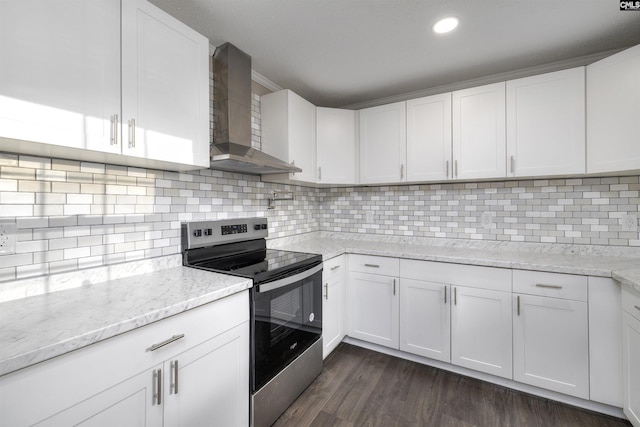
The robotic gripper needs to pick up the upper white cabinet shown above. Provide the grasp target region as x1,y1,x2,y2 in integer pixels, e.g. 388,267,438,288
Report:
452,82,506,180
261,89,316,182
316,107,357,184
359,101,407,184
406,93,453,181
506,67,586,177
587,44,640,174
121,0,209,168
0,0,209,171
0,0,120,153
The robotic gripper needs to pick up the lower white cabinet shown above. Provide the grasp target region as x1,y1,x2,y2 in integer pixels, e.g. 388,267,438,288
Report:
399,279,450,362
450,285,513,379
623,285,640,427
323,255,346,358
0,291,249,427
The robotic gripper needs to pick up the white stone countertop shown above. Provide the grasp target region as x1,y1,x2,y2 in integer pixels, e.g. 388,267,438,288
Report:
0,263,251,377
269,233,640,292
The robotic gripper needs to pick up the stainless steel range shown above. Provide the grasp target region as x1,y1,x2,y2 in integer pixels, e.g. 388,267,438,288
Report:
181,217,323,427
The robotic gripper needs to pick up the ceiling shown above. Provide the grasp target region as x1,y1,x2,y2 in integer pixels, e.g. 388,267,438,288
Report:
148,0,640,108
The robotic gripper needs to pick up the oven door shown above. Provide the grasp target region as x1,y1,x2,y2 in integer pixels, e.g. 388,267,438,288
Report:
251,263,323,392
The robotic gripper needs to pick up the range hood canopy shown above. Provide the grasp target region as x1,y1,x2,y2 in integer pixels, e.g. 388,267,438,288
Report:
210,43,301,175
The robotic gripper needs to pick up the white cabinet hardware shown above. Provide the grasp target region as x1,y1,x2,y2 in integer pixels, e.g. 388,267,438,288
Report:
149,334,185,352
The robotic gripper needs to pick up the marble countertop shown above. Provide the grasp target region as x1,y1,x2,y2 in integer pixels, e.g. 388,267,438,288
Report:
0,264,251,377
269,234,640,292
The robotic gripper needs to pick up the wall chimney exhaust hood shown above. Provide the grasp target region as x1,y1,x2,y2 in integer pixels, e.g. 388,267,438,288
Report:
210,43,301,175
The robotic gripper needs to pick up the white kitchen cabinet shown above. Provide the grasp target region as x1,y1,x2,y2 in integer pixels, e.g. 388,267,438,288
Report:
316,108,357,185
0,291,249,427
261,89,317,182
359,101,407,184
506,67,586,177
623,285,640,427
406,93,453,181
512,270,589,399
0,0,209,171
451,285,512,379
348,255,400,348
452,82,506,180
587,44,640,174
0,0,120,153
323,255,347,358
589,277,623,407
399,278,451,362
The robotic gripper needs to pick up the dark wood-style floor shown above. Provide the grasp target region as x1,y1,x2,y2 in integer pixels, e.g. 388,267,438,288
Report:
273,343,631,427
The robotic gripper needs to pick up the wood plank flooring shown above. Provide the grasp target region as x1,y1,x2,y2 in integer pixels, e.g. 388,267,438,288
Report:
273,343,631,427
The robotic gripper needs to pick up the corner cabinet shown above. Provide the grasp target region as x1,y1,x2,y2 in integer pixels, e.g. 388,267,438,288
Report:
323,255,347,358
622,285,640,427
359,102,407,184
261,89,316,183
587,44,640,174
452,82,506,180
0,291,250,427
0,0,209,171
506,67,586,177
316,108,357,185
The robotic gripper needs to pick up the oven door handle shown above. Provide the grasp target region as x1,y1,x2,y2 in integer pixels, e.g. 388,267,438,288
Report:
256,264,323,293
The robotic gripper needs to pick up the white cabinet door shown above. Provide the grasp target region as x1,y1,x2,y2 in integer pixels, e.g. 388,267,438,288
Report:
451,285,512,379
0,0,120,153
359,101,407,184
261,89,316,182
623,311,640,427
452,83,506,180
588,277,623,407
399,279,450,362
323,256,346,358
587,44,640,174
316,107,357,184
32,367,163,427
348,272,399,348
513,294,589,399
121,0,209,168
506,67,585,177
406,93,453,181
164,322,250,427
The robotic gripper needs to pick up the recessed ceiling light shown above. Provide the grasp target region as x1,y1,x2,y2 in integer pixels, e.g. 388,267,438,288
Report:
433,16,459,34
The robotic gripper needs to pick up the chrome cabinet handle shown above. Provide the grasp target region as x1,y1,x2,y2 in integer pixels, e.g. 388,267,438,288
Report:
445,160,449,178
454,287,457,305
111,114,119,145
154,369,162,405
364,264,380,268
128,118,136,148
535,284,562,289
400,164,404,180
393,279,396,296
330,265,340,271
318,167,322,180
149,334,185,352
517,295,520,316
444,286,447,304
454,160,458,178
324,282,329,300
510,155,515,174
171,360,179,394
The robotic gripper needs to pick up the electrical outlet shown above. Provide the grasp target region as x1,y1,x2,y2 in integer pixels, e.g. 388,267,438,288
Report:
481,212,495,228
0,219,17,254
621,214,638,232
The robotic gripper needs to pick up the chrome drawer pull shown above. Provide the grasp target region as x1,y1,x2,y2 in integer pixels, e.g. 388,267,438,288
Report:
149,334,185,352
535,284,562,289
364,264,380,268
330,265,341,271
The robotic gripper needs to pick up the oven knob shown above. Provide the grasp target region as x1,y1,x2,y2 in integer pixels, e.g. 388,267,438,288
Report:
193,229,202,237
254,224,261,231
204,228,212,236
261,224,267,230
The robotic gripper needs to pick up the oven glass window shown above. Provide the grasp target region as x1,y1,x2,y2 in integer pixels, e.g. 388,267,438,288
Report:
252,269,322,391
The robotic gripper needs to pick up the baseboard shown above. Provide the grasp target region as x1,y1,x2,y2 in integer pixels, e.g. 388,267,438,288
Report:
341,336,626,420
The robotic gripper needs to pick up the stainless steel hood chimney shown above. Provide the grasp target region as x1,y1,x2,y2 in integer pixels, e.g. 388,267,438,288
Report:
210,43,301,175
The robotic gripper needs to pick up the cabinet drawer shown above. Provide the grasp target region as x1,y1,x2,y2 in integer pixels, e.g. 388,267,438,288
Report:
400,259,511,293
622,285,640,321
513,270,587,301
349,255,399,277
324,255,345,279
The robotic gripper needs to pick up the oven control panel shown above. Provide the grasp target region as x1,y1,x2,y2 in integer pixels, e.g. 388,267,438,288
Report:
181,217,268,249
